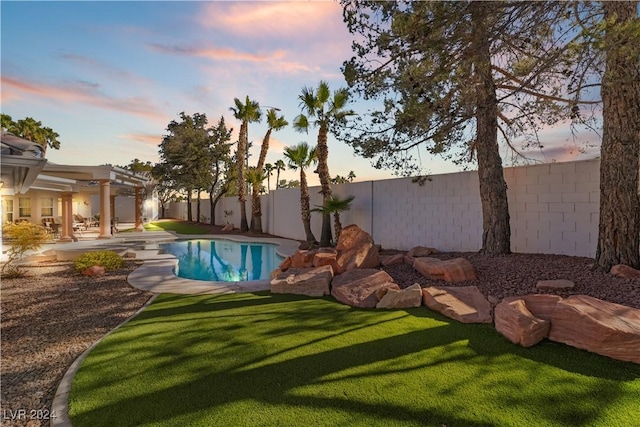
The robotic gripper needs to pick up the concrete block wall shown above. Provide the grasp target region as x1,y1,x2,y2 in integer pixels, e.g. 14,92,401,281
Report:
167,158,630,258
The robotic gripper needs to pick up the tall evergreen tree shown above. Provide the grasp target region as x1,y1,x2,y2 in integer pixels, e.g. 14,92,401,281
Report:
340,1,595,254
595,1,640,270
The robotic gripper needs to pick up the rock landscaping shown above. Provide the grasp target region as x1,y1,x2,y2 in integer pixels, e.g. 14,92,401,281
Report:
271,225,640,364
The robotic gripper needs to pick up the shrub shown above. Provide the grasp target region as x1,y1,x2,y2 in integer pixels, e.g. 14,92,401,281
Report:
74,250,125,272
1,222,50,278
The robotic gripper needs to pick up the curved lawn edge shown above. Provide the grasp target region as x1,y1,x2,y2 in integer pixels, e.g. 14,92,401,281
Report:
127,234,299,295
50,294,158,427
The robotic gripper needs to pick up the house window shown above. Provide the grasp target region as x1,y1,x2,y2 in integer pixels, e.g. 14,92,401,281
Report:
41,198,54,217
1,199,14,223
18,198,31,217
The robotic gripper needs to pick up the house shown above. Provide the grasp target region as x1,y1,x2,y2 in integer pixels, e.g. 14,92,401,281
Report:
1,131,156,241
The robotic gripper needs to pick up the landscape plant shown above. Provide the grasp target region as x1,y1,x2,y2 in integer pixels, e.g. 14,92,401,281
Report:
294,80,355,247
1,222,50,278
312,194,355,243
74,251,125,272
230,96,262,232
283,142,318,245
251,108,288,232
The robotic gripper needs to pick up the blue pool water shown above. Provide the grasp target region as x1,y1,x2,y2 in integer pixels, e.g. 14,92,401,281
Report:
160,239,284,282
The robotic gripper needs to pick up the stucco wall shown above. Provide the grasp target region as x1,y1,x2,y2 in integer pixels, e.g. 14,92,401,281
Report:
168,158,628,258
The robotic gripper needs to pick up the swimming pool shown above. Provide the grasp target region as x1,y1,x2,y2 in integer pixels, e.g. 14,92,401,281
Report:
160,239,284,282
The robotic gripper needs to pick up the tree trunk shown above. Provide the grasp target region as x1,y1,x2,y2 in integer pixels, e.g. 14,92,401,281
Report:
300,169,317,244
471,3,511,255
250,128,272,232
237,121,249,231
186,189,193,222
595,1,640,271
250,188,262,233
209,191,215,225
334,212,342,243
196,190,201,223
316,123,333,247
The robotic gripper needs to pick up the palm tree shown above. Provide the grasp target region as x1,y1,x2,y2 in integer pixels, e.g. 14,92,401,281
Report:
230,96,262,231
251,109,288,232
312,194,355,244
283,143,318,245
274,159,286,189
264,163,274,192
293,80,355,247
246,166,267,201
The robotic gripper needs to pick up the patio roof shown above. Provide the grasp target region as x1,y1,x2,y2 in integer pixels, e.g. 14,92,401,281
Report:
0,132,48,194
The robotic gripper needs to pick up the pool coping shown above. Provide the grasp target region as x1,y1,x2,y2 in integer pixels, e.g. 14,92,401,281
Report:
127,234,300,295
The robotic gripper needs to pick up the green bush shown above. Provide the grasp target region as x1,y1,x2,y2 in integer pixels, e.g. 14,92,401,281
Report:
1,222,51,278
74,250,125,272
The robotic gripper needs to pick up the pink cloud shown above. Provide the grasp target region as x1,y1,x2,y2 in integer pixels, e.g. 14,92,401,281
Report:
149,43,286,62
198,2,340,37
1,75,167,122
118,133,163,147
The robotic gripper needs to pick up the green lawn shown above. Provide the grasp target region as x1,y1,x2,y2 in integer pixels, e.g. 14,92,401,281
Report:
69,292,640,427
144,220,210,234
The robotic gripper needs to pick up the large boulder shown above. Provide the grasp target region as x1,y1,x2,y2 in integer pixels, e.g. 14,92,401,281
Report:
422,286,492,323
610,264,640,279
334,224,380,273
502,294,562,321
290,250,316,268
413,257,477,282
376,283,423,309
312,248,339,273
549,295,640,364
270,265,333,297
331,268,398,308
494,298,550,347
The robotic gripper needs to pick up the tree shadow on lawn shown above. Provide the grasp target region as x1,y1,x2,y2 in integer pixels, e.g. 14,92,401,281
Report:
71,292,640,427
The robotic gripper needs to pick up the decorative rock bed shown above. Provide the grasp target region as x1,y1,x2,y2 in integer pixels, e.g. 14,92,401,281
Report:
271,224,640,364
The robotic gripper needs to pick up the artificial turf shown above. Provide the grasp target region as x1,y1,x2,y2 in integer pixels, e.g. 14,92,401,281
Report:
69,292,640,427
144,220,210,234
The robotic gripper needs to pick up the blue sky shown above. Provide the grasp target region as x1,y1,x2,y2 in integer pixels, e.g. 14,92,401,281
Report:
1,1,601,186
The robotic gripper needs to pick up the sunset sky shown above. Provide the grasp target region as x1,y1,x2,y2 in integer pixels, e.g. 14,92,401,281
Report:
1,1,601,186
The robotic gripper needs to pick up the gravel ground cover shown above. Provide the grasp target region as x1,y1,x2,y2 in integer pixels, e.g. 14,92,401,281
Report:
1,239,639,427
1,260,152,427
382,251,640,309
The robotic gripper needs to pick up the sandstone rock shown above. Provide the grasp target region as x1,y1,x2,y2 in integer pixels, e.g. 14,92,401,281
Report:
536,279,575,290
495,299,550,347
610,264,640,279
407,246,439,257
334,224,380,273
270,269,283,280
82,265,105,276
414,257,477,282
502,294,562,321
331,268,398,308
270,265,333,297
278,257,292,271
549,295,640,364
422,286,492,323
380,254,405,266
290,250,316,268
403,255,415,265
376,283,423,309
221,223,234,231
312,249,338,272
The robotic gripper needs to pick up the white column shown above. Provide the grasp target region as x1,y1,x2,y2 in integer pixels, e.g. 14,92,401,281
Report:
98,180,112,239
134,187,144,232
